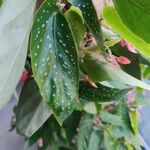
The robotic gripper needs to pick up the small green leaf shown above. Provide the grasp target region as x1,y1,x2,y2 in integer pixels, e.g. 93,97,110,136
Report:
77,114,93,150
69,0,105,52
82,52,150,90
84,102,97,114
103,7,150,59
65,6,86,47
87,129,103,150
130,110,138,135
77,114,102,150
16,78,51,137
30,0,79,124
79,81,126,102
100,112,123,126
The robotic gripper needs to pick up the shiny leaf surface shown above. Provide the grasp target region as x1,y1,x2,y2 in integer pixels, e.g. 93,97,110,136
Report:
30,0,79,124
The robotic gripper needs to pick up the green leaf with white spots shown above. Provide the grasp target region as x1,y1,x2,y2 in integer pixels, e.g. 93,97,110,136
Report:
0,0,36,110
68,0,105,52
65,6,86,47
82,52,150,91
77,114,93,150
30,0,79,124
79,81,127,102
16,78,52,137
77,114,102,150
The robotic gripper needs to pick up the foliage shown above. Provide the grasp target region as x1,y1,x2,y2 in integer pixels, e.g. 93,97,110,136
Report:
1,0,150,149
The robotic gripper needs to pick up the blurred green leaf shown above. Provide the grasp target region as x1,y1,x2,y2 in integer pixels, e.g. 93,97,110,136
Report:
16,78,51,137
113,0,150,44
0,0,36,110
77,114,102,150
29,116,69,150
0,0,3,6
103,7,150,59
118,100,141,150
130,110,138,135
87,129,102,150
100,112,123,126
63,111,82,142
30,0,79,124
83,102,97,114
104,130,116,150
77,114,93,150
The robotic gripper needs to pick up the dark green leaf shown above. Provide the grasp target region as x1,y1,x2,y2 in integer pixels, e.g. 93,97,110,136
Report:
68,0,105,52
79,81,127,102
63,110,82,142
16,78,51,137
29,116,69,150
30,0,79,124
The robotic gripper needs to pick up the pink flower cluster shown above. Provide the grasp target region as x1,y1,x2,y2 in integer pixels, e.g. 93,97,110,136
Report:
120,39,137,54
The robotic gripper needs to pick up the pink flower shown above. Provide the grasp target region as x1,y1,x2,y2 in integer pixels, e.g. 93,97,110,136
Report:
93,1,104,17
120,40,126,47
127,90,135,103
37,138,43,148
109,55,120,68
116,56,131,65
127,43,137,53
111,55,131,65
120,39,137,53
20,69,29,82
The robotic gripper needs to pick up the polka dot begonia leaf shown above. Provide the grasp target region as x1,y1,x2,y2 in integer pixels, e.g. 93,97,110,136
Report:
79,81,127,102
68,0,105,52
30,0,79,124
